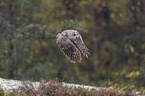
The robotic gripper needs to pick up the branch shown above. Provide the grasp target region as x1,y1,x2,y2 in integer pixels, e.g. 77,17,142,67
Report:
0,19,56,40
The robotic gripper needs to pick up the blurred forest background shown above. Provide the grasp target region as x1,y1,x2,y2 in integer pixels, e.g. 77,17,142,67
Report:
0,0,145,92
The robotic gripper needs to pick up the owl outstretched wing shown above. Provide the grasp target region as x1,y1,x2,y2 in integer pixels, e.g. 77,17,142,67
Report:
56,35,82,63
72,34,90,58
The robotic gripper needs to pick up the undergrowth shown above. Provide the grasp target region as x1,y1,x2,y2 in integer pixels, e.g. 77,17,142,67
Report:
0,79,137,96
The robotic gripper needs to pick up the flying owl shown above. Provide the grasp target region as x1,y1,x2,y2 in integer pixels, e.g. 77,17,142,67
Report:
56,30,90,63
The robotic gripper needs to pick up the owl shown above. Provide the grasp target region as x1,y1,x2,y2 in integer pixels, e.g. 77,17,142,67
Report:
56,30,90,63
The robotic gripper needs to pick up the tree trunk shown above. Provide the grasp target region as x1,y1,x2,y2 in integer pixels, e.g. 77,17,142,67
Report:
8,0,17,79
91,0,110,81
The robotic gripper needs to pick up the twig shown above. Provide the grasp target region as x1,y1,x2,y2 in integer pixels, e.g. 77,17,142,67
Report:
0,19,56,40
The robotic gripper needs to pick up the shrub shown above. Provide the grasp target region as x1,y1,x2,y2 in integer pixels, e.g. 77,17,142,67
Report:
3,79,137,96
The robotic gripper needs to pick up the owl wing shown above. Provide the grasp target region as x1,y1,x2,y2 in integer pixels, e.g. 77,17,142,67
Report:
73,34,90,58
56,36,82,63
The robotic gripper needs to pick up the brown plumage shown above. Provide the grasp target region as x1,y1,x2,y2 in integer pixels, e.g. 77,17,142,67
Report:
56,30,89,63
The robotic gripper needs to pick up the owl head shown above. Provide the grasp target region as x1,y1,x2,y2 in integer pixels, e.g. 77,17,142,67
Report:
61,30,80,40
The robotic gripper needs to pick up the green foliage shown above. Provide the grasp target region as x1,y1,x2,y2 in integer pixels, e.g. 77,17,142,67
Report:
61,19,88,33
0,0,145,94
23,62,53,81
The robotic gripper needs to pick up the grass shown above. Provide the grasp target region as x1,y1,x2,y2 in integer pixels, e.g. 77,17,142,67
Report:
0,79,137,96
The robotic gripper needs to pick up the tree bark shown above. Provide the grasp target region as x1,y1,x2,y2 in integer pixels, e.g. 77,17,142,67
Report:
8,0,17,79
